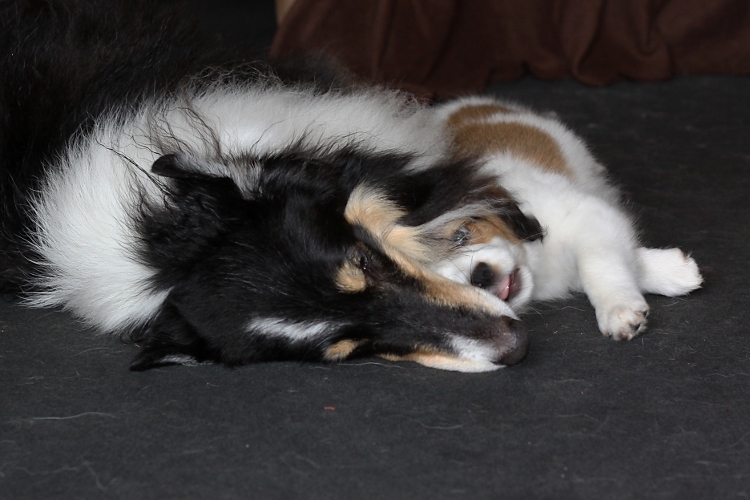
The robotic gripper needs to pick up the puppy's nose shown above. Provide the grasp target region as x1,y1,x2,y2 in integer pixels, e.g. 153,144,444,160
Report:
470,262,495,288
495,318,529,366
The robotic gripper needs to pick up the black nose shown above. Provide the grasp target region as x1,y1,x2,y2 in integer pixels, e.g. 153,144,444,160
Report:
470,262,495,288
495,318,529,366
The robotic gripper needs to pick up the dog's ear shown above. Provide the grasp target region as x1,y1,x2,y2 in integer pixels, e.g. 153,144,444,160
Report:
151,153,241,192
477,185,544,242
143,154,248,268
500,203,544,242
150,153,245,214
129,303,215,371
152,153,193,178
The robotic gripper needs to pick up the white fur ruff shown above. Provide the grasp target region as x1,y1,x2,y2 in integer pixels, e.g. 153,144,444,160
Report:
24,84,447,333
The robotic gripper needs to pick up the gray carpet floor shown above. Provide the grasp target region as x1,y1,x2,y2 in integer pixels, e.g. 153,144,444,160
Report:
1,2,749,498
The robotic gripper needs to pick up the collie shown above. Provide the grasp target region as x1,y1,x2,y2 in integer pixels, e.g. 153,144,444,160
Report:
0,0,701,372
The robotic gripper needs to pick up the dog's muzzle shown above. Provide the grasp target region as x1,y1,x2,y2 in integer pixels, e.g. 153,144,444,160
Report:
494,317,529,366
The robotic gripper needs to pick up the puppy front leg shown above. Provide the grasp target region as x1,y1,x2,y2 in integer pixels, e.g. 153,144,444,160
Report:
577,250,650,340
564,198,649,340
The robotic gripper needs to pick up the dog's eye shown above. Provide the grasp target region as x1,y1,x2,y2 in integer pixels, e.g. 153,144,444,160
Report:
352,245,382,281
356,247,371,271
452,226,472,246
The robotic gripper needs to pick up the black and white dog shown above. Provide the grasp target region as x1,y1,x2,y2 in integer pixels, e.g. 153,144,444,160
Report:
0,0,701,372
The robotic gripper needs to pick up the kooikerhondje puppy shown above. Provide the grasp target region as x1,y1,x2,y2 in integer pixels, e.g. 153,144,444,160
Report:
0,1,701,373
432,98,703,340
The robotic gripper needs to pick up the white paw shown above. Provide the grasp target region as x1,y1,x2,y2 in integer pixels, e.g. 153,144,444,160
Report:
597,300,650,340
638,248,703,296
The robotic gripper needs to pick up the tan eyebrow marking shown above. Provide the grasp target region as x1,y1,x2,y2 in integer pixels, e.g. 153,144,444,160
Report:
335,259,367,293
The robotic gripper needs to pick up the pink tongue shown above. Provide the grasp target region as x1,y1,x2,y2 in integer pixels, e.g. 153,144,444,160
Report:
498,275,512,301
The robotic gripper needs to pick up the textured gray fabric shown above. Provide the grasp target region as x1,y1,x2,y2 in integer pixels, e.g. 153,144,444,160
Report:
1,2,749,498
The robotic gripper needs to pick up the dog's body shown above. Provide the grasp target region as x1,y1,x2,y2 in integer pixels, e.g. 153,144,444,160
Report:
0,0,700,372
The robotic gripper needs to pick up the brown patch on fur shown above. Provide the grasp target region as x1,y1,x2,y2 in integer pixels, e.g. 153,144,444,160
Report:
466,216,520,244
445,104,517,129
452,122,572,177
324,339,363,361
336,260,367,293
441,212,520,247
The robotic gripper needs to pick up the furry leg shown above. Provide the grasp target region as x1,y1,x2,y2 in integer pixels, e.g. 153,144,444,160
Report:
577,251,650,340
637,247,703,296
565,199,650,340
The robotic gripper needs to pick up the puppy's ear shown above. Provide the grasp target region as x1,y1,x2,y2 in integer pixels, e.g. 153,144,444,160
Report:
478,185,544,242
500,203,544,242
129,303,216,371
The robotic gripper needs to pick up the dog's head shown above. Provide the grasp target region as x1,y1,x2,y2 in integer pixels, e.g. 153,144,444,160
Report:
129,148,540,372
428,201,539,314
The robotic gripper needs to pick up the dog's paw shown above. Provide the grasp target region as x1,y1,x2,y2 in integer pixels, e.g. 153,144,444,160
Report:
638,247,703,296
596,300,650,340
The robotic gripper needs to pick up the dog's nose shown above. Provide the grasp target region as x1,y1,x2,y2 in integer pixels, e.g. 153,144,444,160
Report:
470,262,495,288
495,318,529,366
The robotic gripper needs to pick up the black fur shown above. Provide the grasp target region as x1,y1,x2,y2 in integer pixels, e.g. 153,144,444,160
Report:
1,0,534,371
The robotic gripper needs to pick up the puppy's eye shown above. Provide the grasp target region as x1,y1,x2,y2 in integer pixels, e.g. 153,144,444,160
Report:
452,226,472,246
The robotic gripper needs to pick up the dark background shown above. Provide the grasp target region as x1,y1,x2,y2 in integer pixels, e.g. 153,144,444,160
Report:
2,1,749,498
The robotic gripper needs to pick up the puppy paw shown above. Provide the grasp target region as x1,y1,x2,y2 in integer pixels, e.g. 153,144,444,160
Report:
597,301,650,340
638,248,703,296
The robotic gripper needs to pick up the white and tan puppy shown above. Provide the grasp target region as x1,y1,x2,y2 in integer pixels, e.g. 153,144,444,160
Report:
433,97,703,340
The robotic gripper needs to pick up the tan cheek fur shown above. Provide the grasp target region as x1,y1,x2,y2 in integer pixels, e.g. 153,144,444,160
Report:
344,185,405,238
378,348,450,365
324,339,364,361
378,349,485,371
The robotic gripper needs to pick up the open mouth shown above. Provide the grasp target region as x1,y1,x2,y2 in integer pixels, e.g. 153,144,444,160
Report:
495,268,521,302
